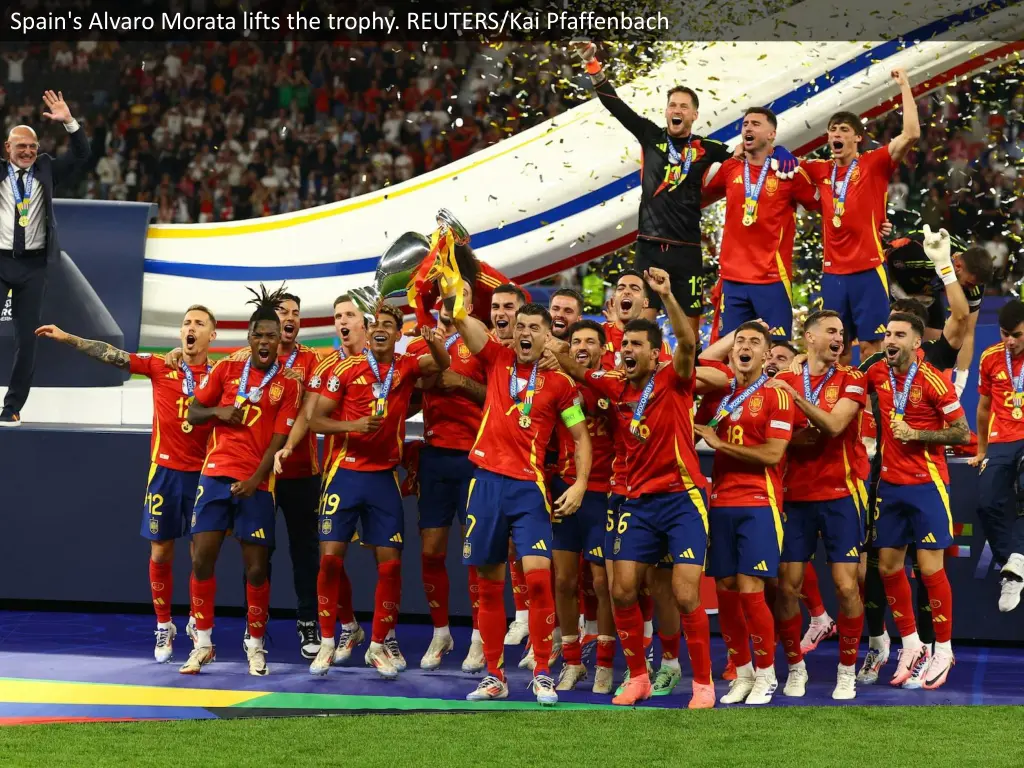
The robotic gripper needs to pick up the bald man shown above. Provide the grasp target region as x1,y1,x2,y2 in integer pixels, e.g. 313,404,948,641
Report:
0,90,90,426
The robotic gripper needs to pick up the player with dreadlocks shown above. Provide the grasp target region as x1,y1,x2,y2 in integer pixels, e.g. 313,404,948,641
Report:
179,284,303,677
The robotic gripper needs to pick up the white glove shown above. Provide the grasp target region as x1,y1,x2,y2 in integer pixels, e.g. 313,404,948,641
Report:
923,224,956,285
953,368,969,398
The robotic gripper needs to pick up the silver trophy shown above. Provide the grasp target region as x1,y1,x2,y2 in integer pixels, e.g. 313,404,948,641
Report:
351,209,471,317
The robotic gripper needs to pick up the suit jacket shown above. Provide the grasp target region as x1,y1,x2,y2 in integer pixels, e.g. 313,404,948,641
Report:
24,126,91,264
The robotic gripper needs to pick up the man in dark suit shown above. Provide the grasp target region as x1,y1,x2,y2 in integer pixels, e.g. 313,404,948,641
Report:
0,90,90,426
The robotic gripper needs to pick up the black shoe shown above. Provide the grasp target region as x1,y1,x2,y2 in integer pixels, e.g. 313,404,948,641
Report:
0,409,21,427
298,620,320,660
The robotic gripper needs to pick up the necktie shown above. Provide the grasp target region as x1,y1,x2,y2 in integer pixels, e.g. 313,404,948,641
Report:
13,170,25,256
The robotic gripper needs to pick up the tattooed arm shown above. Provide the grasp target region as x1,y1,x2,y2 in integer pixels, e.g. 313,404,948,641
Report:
901,415,970,445
35,324,130,369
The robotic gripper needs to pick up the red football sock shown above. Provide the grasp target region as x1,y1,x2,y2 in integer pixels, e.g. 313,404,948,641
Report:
190,574,216,632
921,570,953,643
149,559,173,624
739,591,775,670
562,635,582,666
596,636,616,669
638,589,654,623
246,580,270,639
467,565,480,630
715,588,751,667
801,563,826,617
371,559,402,643
778,612,804,665
420,553,450,628
881,570,918,639
510,558,529,611
317,554,342,640
681,608,712,685
337,562,355,625
837,610,864,666
613,603,648,677
478,577,506,678
525,569,556,675
659,630,681,660
581,561,598,623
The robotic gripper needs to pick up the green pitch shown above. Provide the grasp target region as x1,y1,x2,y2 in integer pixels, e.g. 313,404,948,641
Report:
3,707,1022,768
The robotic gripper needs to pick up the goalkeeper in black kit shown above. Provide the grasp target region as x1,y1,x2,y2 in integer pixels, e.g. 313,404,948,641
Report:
571,40,799,334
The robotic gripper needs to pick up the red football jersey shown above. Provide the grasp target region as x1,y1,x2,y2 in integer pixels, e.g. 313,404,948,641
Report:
469,339,580,482
408,332,486,452
695,382,795,507
977,342,1024,444
601,321,672,370
130,354,213,473
865,360,965,484
273,345,324,480
703,160,820,284
415,262,530,326
194,359,302,490
557,378,615,492
320,353,423,473
775,367,867,501
804,146,896,275
585,364,706,498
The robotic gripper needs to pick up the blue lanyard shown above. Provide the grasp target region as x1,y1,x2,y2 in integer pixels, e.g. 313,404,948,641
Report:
887,362,919,420
742,158,771,223
366,350,396,416
509,360,539,416
282,346,300,369
830,158,858,216
629,372,657,437
235,358,280,407
802,364,837,405
708,374,769,429
7,164,33,223
1005,347,1024,405
444,332,461,351
179,361,211,396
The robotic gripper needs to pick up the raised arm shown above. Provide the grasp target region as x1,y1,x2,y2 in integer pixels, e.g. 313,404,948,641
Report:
571,41,655,141
445,299,490,354
700,329,737,363
644,267,694,379
41,90,90,185
545,338,589,382
416,326,452,376
887,69,921,164
35,324,129,369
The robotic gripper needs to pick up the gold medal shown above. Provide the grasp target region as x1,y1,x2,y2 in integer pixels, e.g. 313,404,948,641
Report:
598,398,609,410
181,421,193,433
18,214,28,227
519,414,532,429
1013,407,1022,420
832,214,842,228
742,213,754,227
893,413,904,422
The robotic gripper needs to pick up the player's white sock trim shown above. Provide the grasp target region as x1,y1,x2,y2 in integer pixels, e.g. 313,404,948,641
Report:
736,662,754,679
935,640,953,655
810,612,832,625
789,659,806,672
643,620,654,638
342,621,359,631
385,629,397,640
563,634,578,645
157,621,173,630
197,629,213,648
868,632,889,651
433,625,451,639
515,610,528,623
585,620,598,636
902,632,921,649
661,657,681,671
471,629,482,642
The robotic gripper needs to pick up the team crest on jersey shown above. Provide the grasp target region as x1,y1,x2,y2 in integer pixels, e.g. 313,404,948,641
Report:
269,382,284,404
327,375,341,393
748,395,764,415
458,344,471,360
765,176,779,195
910,385,923,405
309,374,322,390
535,376,545,391
825,384,840,404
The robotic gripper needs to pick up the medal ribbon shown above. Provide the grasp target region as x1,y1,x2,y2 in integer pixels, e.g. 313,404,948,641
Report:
708,373,769,429
802,364,837,406
1005,347,1024,408
887,362,919,421
654,138,692,196
444,332,461,351
7,164,33,224
234,358,281,408
742,157,772,223
830,158,858,220
366,349,396,416
629,372,657,437
282,345,300,370
509,361,539,419
179,361,211,397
